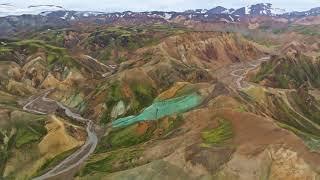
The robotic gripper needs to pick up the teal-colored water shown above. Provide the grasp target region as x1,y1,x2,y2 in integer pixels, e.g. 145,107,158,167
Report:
112,93,203,128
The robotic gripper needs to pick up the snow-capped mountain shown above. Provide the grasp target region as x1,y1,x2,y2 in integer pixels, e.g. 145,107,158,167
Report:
0,3,319,38
247,3,287,16
1,3,319,20
0,3,320,20
221,3,286,16
30,3,285,23
283,7,320,18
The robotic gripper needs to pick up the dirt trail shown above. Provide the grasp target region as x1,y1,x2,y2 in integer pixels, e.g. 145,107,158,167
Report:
23,90,98,180
228,57,320,132
81,55,117,77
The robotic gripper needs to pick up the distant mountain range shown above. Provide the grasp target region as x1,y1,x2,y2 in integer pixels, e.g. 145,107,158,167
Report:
0,3,320,37
0,3,319,19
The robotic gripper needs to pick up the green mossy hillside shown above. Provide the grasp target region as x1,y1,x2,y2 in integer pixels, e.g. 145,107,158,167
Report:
100,81,157,124
252,54,320,89
84,25,186,63
201,118,233,147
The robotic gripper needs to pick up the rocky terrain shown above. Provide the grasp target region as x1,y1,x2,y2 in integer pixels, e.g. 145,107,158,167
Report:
0,2,320,180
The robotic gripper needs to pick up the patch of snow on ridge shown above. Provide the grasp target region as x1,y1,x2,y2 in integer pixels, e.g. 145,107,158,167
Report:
39,11,52,16
79,11,105,17
263,10,267,15
201,9,208,13
229,15,234,22
271,8,287,15
61,12,69,19
222,9,230,14
164,13,172,20
245,6,251,15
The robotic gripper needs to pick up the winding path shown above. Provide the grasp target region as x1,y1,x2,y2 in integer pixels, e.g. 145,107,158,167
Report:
82,55,117,77
229,57,320,130
23,90,98,180
230,57,270,89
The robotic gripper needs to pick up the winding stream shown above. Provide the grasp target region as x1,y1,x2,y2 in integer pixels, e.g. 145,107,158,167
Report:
230,57,270,89
23,90,98,180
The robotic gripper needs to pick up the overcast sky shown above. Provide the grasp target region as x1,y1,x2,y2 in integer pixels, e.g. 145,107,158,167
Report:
1,0,320,12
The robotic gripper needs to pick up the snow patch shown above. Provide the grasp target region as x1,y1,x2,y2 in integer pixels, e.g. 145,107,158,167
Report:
201,9,208,14
222,9,229,14
229,15,234,22
245,6,251,15
163,13,172,20
61,12,69,19
271,8,287,15
220,18,230,23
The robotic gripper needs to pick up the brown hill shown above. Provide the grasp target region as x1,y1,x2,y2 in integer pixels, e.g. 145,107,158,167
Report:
129,32,265,71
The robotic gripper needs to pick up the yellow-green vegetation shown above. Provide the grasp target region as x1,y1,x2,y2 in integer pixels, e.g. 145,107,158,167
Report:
1,112,84,179
201,118,233,147
62,90,86,112
96,124,156,153
0,47,12,54
100,82,124,124
163,114,184,136
278,122,320,151
252,55,320,89
127,83,156,114
31,29,67,47
2,39,79,70
164,84,198,100
236,105,247,113
289,25,320,36
15,122,46,148
269,95,318,134
0,91,18,107
0,61,17,80
33,147,78,177
259,24,320,37
79,148,143,177
252,59,277,83
244,86,267,104
97,114,184,153
100,81,156,124
0,109,47,178
85,25,186,62
248,88,320,150
0,43,14,61
243,34,277,48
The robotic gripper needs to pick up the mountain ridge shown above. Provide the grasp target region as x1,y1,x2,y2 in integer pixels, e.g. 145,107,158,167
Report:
0,3,318,18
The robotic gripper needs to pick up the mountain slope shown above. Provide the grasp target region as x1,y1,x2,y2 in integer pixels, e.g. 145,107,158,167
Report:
2,14,320,179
